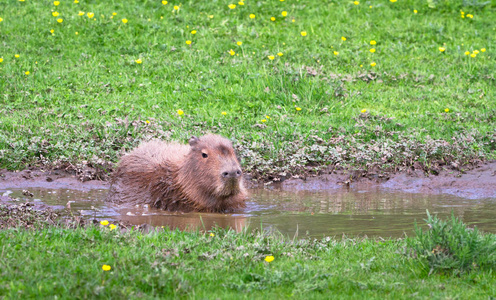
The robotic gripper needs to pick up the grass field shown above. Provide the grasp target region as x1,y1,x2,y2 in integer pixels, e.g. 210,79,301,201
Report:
1,209,496,299
0,0,495,178
2,2,496,298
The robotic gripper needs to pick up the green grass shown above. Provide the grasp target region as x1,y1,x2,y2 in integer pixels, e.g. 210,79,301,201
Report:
0,0,495,178
1,220,496,299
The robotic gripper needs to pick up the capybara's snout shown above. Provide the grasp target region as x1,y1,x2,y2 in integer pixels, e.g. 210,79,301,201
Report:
221,168,242,179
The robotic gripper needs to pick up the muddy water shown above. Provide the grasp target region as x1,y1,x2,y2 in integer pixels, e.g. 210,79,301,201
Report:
2,187,496,238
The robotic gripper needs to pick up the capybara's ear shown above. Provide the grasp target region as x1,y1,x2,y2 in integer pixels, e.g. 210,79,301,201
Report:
189,136,200,147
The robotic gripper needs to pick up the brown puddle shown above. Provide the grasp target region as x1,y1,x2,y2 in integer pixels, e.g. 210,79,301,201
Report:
2,186,496,238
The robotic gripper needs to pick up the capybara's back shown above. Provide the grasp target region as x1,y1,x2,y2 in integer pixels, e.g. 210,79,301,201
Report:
107,134,247,212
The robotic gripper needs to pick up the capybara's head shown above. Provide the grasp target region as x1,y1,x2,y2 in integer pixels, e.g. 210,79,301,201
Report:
182,134,244,198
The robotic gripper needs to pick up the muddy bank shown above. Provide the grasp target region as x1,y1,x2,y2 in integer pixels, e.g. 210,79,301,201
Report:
0,169,109,191
277,161,496,200
1,161,495,200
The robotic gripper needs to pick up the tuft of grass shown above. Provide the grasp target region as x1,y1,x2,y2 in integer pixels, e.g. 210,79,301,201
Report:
409,210,496,275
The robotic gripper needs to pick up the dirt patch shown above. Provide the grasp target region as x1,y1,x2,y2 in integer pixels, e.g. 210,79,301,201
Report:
0,169,109,191
1,162,495,200
0,198,152,232
275,161,496,200
377,162,496,199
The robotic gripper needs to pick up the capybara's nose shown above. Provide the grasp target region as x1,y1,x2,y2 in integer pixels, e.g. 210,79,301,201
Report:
222,169,242,178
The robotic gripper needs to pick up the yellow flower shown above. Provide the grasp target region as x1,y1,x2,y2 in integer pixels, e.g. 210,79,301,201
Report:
370,40,376,45
74,0,79,3
50,29,54,33
444,108,449,113
57,18,63,23
52,12,59,17
75,32,78,35
102,265,111,271
25,71,30,75
369,48,376,53
228,4,236,9
177,109,184,116
54,1,60,6
370,62,376,67
341,36,346,41
78,11,84,16
390,0,397,2
112,12,117,16
466,14,473,18
135,58,142,64
277,52,283,56
238,1,244,5
122,18,128,23
361,109,367,113
15,54,20,58
0,17,3,22
186,40,192,45
87,12,94,18
470,53,476,58
100,220,109,226
439,47,445,52
360,64,363,67
109,224,117,230
249,14,255,19
191,30,197,34
221,111,227,115
209,233,215,237
265,255,274,263
414,9,418,13
333,51,339,55
208,15,214,18
268,55,275,60
270,17,276,21
266,115,270,119
295,107,302,111
473,50,479,54
300,31,307,37
237,41,242,46
282,11,287,17
0,58,3,63
354,1,359,5
481,48,486,52
174,5,179,10
162,0,168,4
464,51,470,55
229,49,235,56
261,119,267,123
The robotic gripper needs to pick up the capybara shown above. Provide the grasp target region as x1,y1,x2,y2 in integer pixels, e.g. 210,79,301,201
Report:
107,134,247,212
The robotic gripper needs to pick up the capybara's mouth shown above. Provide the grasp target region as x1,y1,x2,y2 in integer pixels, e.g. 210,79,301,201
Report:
217,178,241,197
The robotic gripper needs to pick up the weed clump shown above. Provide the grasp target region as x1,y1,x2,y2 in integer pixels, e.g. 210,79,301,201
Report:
409,211,496,274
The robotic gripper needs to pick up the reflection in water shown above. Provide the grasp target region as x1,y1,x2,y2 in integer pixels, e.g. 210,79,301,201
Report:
2,187,495,238
118,207,248,233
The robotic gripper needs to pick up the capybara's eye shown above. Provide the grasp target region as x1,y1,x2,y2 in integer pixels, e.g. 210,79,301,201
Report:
202,153,208,158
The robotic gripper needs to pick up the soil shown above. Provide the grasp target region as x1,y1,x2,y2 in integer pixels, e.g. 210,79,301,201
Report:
0,161,495,200
276,161,496,200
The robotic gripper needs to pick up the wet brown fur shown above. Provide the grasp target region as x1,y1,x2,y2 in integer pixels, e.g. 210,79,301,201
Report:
107,134,247,212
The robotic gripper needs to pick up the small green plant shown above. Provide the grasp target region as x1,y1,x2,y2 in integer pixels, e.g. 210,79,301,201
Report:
409,210,496,275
